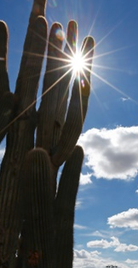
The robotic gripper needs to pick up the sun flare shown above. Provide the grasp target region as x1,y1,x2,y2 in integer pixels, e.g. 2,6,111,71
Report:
70,50,86,75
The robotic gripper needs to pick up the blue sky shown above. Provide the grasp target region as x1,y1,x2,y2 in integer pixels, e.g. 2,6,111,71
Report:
1,0,138,267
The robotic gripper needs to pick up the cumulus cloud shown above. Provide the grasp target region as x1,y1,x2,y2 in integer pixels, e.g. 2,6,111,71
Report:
78,126,138,180
87,238,112,249
80,173,92,185
107,208,138,230
125,259,138,268
115,243,138,252
87,236,138,252
73,248,129,268
74,249,94,259
126,259,138,264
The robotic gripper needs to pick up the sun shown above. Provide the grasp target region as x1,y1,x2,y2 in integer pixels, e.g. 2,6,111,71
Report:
70,50,86,75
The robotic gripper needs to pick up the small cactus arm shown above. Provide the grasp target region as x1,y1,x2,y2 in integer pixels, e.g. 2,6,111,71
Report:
0,21,15,141
54,146,84,268
0,0,95,267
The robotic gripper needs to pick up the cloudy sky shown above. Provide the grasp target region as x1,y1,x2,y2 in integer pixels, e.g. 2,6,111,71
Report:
1,0,138,267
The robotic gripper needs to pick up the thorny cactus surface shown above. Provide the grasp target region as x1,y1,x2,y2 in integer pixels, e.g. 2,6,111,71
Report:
0,0,94,268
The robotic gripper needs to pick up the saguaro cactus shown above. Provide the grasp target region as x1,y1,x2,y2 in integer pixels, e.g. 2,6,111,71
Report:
0,0,94,268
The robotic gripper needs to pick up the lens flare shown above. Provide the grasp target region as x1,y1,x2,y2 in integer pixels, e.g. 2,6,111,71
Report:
55,29,64,41
81,79,85,88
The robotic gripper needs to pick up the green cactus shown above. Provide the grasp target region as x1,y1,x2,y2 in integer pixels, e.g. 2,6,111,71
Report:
0,0,94,267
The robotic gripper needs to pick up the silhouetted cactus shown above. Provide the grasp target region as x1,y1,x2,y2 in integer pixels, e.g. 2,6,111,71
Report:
19,148,55,268
0,0,94,268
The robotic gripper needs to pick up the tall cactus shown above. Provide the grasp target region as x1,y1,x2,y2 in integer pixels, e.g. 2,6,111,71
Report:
0,0,95,268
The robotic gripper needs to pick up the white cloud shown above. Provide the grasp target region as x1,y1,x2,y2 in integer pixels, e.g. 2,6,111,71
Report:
87,236,118,249
74,224,87,230
126,259,138,264
74,249,93,259
90,230,105,238
73,248,129,268
108,208,138,230
75,199,83,209
80,229,125,240
125,259,138,268
80,173,92,185
115,243,138,252
78,126,138,180
87,238,112,249
87,236,138,252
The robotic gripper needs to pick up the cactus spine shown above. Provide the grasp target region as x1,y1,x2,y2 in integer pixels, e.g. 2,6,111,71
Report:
0,0,94,267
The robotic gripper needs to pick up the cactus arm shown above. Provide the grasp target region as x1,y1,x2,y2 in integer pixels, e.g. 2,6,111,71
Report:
51,77,82,167
51,36,94,167
0,21,15,142
36,21,77,151
36,22,63,151
54,20,78,127
16,0,47,78
52,21,78,146
16,148,55,268
15,16,47,115
80,36,95,119
0,16,47,143
30,0,47,24
54,146,84,268
0,21,9,95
